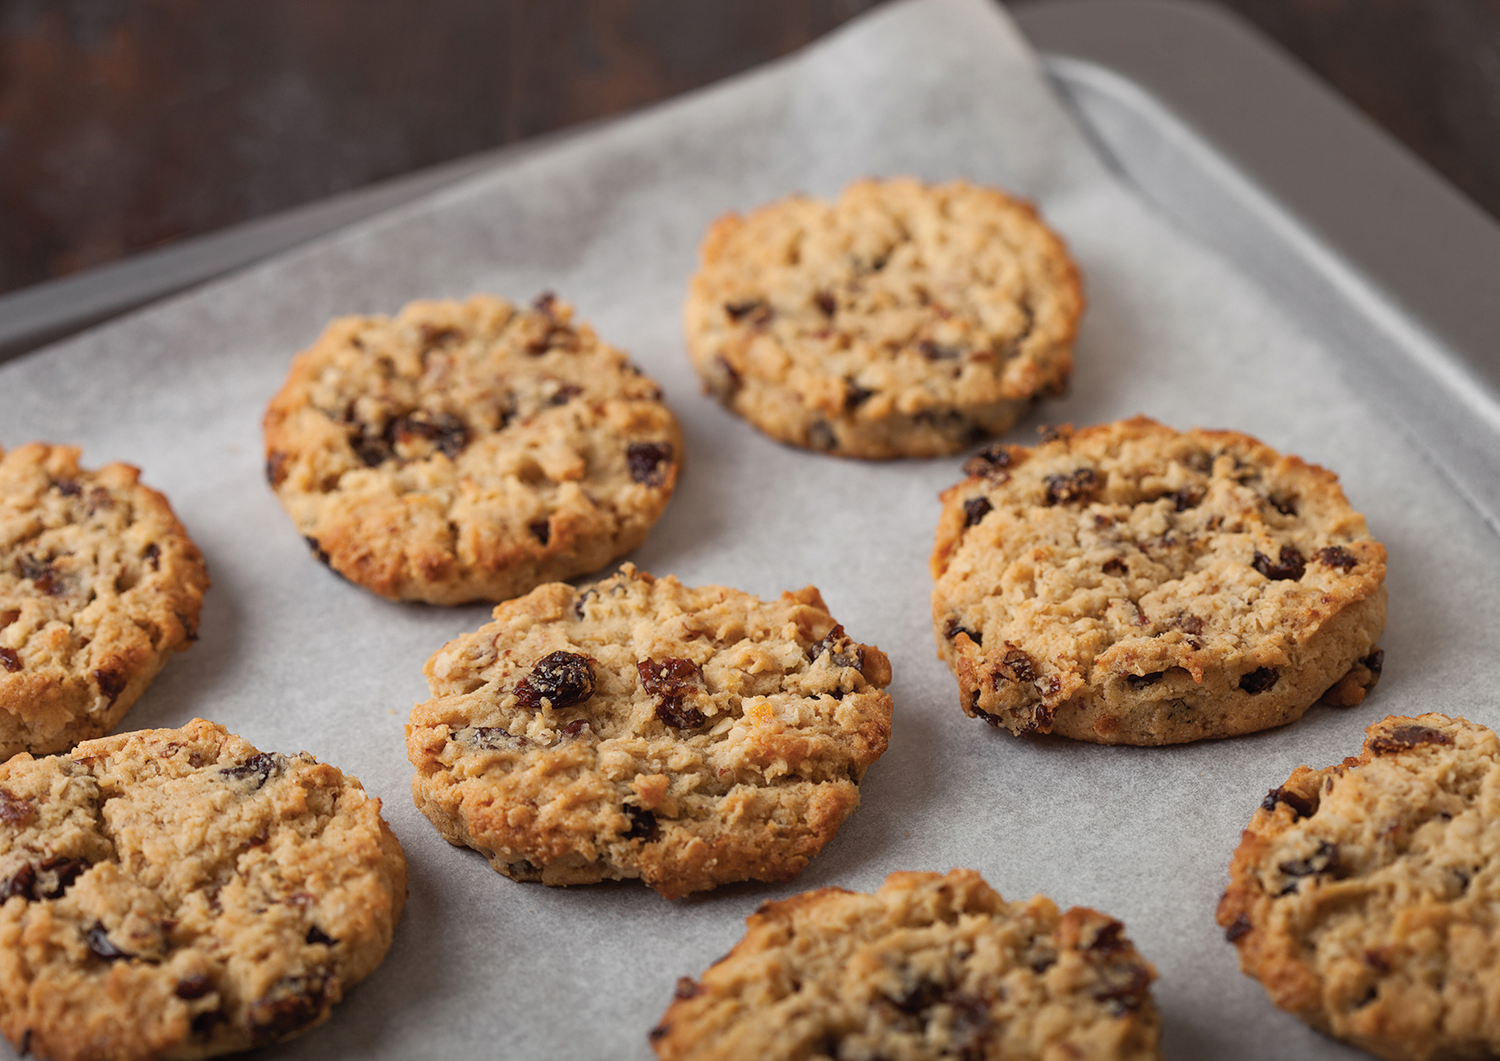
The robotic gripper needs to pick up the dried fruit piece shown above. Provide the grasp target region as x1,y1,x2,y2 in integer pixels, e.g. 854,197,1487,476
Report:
515,652,596,711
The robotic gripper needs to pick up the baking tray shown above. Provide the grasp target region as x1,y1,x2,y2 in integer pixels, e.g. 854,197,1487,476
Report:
1,3,1498,1060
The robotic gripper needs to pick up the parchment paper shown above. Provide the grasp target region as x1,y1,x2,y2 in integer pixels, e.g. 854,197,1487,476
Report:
2,0,1497,1057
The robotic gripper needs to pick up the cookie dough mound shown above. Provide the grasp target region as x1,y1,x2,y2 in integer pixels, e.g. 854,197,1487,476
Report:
930,417,1387,745
683,178,1082,459
0,719,407,1061
0,444,210,757
650,869,1161,1060
406,564,893,899
1217,713,1500,1061
264,293,683,604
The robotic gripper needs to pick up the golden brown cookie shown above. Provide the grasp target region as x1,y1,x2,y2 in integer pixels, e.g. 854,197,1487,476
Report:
930,417,1387,745
683,178,1082,459
650,869,1161,1060
263,293,682,604
0,443,209,757
0,719,407,1061
406,564,893,899
1218,713,1500,1061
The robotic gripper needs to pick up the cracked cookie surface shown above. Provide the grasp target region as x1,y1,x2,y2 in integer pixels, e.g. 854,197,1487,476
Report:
649,869,1161,1061
683,178,1081,459
264,293,682,604
1218,713,1500,1061
0,718,407,1061
930,417,1387,745
406,564,893,899
0,444,209,757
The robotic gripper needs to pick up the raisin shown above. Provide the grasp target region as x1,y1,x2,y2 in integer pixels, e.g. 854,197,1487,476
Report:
962,497,992,527
144,543,161,570
389,412,469,459
1043,468,1098,505
623,804,658,841
265,451,289,487
999,648,1036,683
529,520,550,546
648,1025,670,1043
305,926,336,946
1125,672,1164,689
1261,786,1315,818
674,977,702,1000
1093,960,1153,1014
16,556,63,597
34,857,86,900
561,718,593,739
844,379,874,410
352,432,392,467
0,648,19,673
655,698,707,730
626,442,673,487
1369,724,1452,755
1316,545,1358,572
1173,614,1204,636
0,610,16,628
1252,545,1305,581
917,340,962,360
973,706,1005,728
1169,486,1203,511
515,652,596,711
1279,840,1339,888
892,979,947,1015
175,973,214,999
724,300,772,325
219,752,282,789
1363,648,1385,676
1224,915,1253,942
814,291,837,316
547,383,582,406
304,537,333,566
93,667,127,706
247,970,332,1045
55,479,82,497
1038,424,1064,443
943,618,981,646
807,421,837,451
963,443,1013,480
0,792,33,825
0,865,35,902
1268,494,1298,516
191,1010,226,1037
808,626,862,669
1239,667,1279,694
86,922,131,961
533,291,559,316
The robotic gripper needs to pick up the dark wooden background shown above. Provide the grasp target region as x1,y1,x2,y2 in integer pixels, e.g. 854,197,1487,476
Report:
2,0,1498,297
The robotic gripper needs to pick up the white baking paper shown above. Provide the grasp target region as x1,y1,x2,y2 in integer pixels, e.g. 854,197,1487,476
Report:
1,1,1497,1057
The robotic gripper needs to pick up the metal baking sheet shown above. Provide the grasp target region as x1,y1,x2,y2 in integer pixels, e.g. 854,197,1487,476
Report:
2,2,1499,1059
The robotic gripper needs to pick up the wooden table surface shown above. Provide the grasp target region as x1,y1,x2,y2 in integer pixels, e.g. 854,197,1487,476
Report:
1,0,1497,298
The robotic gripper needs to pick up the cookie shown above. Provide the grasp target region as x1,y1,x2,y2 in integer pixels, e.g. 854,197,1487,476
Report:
406,563,893,899
0,718,406,1061
649,869,1161,1060
930,417,1387,745
0,443,210,757
1217,713,1500,1061
683,177,1082,459
263,293,683,604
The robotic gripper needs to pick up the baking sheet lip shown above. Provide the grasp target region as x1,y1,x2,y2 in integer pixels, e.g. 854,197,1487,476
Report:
1013,0,1500,403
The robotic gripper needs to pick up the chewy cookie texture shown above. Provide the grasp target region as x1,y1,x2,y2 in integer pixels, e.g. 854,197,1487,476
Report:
683,177,1082,459
1219,714,1500,1061
650,869,1161,1061
0,443,209,758
263,293,682,605
0,719,407,1061
931,417,1387,745
406,564,893,899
